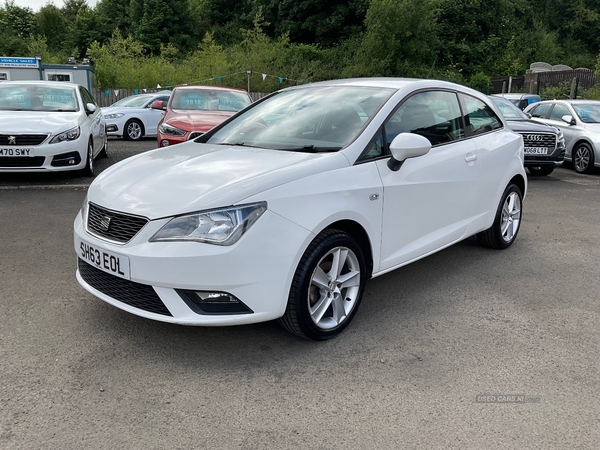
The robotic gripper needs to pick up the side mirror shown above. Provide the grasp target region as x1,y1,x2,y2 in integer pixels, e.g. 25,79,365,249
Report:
85,103,97,114
562,115,576,125
151,100,167,110
525,112,532,119
387,133,431,171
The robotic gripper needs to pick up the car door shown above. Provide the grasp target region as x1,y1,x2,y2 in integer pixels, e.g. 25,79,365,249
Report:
375,90,480,271
79,87,102,152
543,103,580,159
145,95,169,135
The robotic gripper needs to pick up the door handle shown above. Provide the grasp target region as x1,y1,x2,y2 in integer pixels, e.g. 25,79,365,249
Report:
465,153,477,163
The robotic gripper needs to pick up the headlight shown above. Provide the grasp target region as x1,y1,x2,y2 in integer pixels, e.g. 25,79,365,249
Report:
159,122,186,136
557,130,565,148
104,113,124,119
50,126,80,144
150,202,267,246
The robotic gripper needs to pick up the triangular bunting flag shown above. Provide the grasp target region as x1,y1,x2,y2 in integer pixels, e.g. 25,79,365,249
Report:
133,89,139,94
157,84,162,89
114,89,119,97
104,89,109,97
262,73,267,81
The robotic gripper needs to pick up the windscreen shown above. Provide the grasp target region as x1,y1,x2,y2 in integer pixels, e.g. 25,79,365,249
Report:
111,94,155,107
572,103,600,123
171,89,251,112
491,97,529,120
0,84,78,112
205,86,395,152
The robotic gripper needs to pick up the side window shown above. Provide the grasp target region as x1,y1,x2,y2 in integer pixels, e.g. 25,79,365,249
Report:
529,103,552,119
384,91,464,147
549,104,570,121
459,94,502,136
79,87,95,106
358,129,385,162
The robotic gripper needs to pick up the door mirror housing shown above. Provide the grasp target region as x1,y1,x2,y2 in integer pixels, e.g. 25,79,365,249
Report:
151,100,167,110
387,133,432,171
562,114,576,125
85,103,97,115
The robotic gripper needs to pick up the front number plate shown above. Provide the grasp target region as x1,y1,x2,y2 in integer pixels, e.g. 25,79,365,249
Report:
0,148,35,156
524,147,549,155
77,237,130,280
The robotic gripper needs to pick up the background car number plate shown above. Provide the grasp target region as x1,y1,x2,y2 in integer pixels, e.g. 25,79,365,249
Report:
77,237,130,279
524,147,549,155
0,148,35,156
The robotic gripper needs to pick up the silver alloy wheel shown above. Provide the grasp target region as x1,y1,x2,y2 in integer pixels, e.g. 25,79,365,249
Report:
127,121,142,140
307,246,361,329
574,145,591,172
500,191,521,242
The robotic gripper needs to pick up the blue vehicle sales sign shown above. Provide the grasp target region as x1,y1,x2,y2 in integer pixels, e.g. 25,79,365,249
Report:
0,57,39,68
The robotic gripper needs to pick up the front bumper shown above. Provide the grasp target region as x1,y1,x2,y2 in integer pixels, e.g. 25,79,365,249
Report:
73,208,312,326
524,148,565,168
0,138,89,172
157,132,188,147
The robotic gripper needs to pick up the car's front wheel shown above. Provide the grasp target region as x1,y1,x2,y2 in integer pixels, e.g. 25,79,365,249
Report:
80,139,95,177
477,183,522,249
279,230,367,340
124,119,143,141
573,142,595,173
527,166,554,176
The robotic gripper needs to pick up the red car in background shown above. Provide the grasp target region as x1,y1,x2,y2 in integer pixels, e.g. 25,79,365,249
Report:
153,85,252,147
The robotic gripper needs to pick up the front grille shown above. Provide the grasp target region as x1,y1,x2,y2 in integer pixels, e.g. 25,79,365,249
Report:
0,156,45,167
0,134,49,146
87,203,149,244
78,259,172,316
521,133,556,149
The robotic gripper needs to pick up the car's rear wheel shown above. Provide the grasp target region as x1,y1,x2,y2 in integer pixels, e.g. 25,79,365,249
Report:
527,166,554,176
477,183,522,249
98,138,108,158
279,230,366,340
573,142,595,173
124,119,143,141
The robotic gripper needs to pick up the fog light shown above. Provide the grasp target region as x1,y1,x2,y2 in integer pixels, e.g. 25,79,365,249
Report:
161,140,170,147
176,289,253,315
67,157,76,165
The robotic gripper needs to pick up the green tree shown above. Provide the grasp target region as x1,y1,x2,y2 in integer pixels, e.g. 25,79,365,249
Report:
345,0,440,77
129,0,194,54
37,4,67,53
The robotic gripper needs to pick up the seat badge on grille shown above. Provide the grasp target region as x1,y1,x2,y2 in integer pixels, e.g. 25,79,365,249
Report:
8,136,16,145
99,215,112,231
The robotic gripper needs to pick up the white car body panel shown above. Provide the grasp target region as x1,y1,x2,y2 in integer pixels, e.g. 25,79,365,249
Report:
74,78,527,327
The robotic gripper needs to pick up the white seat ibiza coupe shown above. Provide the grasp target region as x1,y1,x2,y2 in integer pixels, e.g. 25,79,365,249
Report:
74,78,526,340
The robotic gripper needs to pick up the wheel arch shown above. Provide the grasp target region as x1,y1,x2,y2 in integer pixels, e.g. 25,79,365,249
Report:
509,174,526,198
319,219,374,279
568,138,595,159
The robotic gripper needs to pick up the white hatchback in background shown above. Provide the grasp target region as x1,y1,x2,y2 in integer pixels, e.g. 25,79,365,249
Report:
0,80,107,176
103,91,171,141
74,78,527,340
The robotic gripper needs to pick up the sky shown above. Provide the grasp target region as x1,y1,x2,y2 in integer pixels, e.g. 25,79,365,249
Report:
10,0,98,12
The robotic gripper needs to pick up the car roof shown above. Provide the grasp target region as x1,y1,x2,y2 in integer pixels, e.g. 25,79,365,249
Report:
0,80,79,89
172,85,248,93
493,93,540,100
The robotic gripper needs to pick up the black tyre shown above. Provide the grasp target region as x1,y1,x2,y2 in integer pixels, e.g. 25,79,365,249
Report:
98,138,108,158
527,166,554,176
80,139,95,177
123,119,144,141
477,183,522,249
279,230,367,340
572,142,595,173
